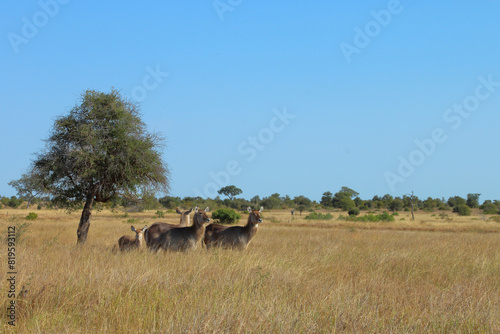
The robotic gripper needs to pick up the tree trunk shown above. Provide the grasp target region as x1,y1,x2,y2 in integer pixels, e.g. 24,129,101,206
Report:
77,194,95,244
26,196,34,210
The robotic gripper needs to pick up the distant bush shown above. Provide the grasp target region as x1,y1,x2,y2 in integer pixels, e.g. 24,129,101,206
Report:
304,212,334,220
338,211,395,222
155,210,165,218
212,208,241,225
454,204,471,216
3,196,23,208
348,208,360,216
481,203,499,215
26,212,38,220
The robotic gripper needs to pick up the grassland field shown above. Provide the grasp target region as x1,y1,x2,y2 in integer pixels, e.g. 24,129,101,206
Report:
1,208,499,333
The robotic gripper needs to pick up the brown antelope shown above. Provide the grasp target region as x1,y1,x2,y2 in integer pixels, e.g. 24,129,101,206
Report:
117,225,148,252
176,207,193,227
144,207,193,250
204,206,263,250
157,206,210,252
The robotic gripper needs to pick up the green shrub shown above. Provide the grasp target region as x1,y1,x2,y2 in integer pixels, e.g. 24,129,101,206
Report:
212,208,241,225
6,197,23,208
26,212,38,221
304,212,334,220
378,211,395,221
155,210,165,218
482,203,499,214
454,204,471,216
338,211,395,222
348,208,360,216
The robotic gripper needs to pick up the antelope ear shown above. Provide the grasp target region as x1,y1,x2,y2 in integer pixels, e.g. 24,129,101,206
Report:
195,206,199,213
259,206,264,213
187,208,193,214
143,225,148,230
247,206,252,212
204,207,209,212
176,208,182,214
131,226,136,232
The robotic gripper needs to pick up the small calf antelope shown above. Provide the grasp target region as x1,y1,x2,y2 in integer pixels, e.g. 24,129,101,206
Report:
118,225,148,252
158,206,211,252
204,206,263,250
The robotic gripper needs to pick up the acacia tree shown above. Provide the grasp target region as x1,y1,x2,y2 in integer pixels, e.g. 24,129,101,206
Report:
332,187,358,211
320,191,333,207
294,195,312,215
8,172,45,209
405,191,416,220
26,89,170,244
217,185,242,200
466,193,481,208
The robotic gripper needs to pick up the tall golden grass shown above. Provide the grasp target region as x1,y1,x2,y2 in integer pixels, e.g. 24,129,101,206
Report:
1,209,499,333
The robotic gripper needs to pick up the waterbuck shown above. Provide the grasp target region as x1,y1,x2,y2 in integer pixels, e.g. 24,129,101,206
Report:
117,225,148,252
204,206,263,250
176,207,193,227
157,206,210,252
144,207,193,250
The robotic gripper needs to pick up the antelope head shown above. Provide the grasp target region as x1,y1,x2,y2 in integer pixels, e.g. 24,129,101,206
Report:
176,207,193,226
176,207,193,215
194,206,211,224
247,206,263,224
131,225,148,241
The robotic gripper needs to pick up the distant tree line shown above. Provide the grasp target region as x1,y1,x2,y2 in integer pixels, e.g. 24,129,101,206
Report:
3,185,499,216
318,188,495,216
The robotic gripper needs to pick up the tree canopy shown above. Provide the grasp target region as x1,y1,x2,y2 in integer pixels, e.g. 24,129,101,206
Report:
8,172,45,209
217,185,242,200
24,89,170,243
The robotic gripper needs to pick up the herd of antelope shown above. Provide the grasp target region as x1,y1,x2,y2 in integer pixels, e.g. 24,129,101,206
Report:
116,206,264,252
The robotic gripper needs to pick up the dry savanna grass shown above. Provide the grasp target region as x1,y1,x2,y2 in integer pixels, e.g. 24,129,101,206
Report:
1,208,499,333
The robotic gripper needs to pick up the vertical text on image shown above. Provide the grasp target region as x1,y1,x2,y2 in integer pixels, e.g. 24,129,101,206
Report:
6,226,17,326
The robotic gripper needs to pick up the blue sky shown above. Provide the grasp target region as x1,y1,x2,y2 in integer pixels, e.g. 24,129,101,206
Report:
1,0,499,202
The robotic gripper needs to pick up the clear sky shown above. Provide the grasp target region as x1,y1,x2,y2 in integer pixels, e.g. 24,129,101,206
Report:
1,0,499,202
